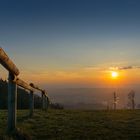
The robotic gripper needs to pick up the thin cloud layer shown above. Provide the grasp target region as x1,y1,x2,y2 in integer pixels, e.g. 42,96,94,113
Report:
109,66,135,71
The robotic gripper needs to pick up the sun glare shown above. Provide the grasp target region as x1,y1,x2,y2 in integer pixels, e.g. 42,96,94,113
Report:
111,71,119,78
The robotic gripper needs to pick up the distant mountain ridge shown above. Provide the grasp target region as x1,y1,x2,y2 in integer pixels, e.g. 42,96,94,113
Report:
48,87,140,109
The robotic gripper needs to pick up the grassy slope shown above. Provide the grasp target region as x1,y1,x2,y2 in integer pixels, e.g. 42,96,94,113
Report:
1,109,140,140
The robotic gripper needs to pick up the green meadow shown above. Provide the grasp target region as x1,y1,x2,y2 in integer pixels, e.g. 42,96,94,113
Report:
1,109,140,140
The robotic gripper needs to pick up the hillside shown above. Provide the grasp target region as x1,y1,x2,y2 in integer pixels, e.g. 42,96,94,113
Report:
1,109,140,140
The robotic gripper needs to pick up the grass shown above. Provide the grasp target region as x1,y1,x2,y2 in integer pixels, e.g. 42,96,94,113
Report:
1,109,140,140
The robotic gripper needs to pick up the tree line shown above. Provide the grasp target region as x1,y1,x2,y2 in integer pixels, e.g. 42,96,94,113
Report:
109,90,137,110
0,79,42,109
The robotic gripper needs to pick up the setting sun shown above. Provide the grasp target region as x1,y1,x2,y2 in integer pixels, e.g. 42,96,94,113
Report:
111,71,119,78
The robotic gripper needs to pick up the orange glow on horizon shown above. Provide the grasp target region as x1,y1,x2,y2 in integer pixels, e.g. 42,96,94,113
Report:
12,67,140,88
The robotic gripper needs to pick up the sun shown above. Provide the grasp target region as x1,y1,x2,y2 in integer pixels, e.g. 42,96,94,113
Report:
111,71,119,78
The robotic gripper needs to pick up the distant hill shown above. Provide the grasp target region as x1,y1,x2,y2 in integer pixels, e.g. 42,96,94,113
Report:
48,88,140,109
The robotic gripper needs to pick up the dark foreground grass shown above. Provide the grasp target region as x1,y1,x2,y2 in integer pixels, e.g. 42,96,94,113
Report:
1,109,140,140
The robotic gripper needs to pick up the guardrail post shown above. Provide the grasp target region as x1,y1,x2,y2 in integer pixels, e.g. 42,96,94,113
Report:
42,92,45,110
47,97,50,110
45,96,49,111
45,95,47,111
7,73,17,132
29,90,34,117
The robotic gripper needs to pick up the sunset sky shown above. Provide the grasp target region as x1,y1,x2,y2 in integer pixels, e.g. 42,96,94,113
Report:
0,0,140,88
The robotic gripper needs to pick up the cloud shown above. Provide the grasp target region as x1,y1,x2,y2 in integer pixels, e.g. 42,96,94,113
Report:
109,66,140,71
85,65,140,73
118,66,133,70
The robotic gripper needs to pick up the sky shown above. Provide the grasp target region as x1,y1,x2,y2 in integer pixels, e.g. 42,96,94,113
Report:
0,0,140,88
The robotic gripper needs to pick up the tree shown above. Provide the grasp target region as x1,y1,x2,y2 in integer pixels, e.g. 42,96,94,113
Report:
0,79,42,109
113,92,119,110
128,90,135,110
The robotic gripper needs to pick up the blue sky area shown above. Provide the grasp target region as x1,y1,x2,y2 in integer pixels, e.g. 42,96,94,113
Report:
0,0,140,87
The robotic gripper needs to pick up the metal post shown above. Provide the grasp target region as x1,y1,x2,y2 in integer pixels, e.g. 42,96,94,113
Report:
44,96,48,111
44,95,46,111
42,92,45,110
42,93,43,110
7,73,17,132
47,96,50,110
29,90,34,117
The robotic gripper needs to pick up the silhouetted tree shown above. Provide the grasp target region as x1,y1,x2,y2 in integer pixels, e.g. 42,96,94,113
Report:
113,92,119,110
0,79,42,109
128,90,135,110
